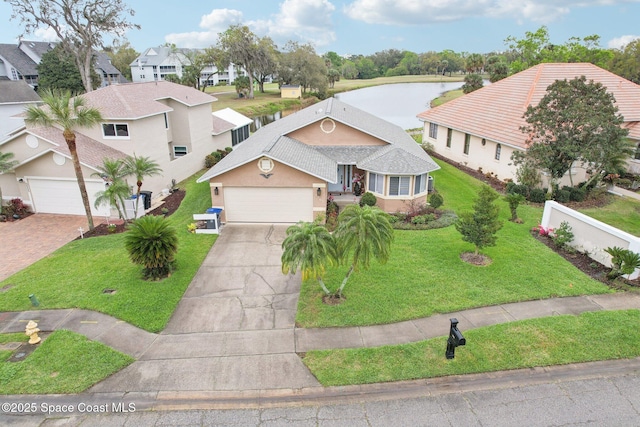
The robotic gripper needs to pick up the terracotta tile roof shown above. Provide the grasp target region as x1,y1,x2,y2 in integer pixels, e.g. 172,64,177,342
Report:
417,63,640,148
27,126,127,170
80,81,217,120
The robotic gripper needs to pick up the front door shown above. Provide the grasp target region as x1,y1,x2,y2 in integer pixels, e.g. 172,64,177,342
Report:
328,165,352,193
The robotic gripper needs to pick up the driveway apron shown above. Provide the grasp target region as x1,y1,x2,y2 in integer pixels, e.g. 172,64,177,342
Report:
90,224,320,393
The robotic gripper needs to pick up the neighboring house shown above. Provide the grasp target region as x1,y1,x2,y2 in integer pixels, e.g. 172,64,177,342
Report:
197,97,440,224
0,80,41,138
130,46,248,87
418,63,640,184
212,108,253,147
0,40,127,89
0,81,244,215
281,85,302,99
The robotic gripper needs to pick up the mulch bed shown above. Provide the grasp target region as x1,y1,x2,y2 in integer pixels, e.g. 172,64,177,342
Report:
532,232,640,290
77,190,186,239
460,252,492,266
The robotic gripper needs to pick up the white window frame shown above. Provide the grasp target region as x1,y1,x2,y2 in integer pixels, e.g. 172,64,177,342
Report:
102,123,130,139
429,123,438,139
446,128,452,148
368,172,384,194
463,134,471,155
389,176,410,196
495,143,502,160
414,173,427,195
173,146,187,157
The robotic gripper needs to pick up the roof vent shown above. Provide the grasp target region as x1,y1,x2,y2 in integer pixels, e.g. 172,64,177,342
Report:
316,108,323,114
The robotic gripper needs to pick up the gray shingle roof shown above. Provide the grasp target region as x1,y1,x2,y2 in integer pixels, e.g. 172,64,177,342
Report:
198,97,439,183
0,80,41,103
0,44,38,76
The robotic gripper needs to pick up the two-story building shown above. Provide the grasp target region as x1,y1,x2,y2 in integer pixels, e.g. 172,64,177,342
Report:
0,81,244,215
418,63,640,185
0,40,127,89
130,46,247,87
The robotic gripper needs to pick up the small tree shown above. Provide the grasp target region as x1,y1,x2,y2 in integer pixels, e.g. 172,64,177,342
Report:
92,158,129,220
462,73,483,94
334,205,394,297
504,193,525,222
455,185,503,255
281,221,337,295
124,215,178,280
122,154,162,218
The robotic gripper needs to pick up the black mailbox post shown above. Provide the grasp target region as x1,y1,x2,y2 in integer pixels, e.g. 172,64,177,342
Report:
446,318,466,359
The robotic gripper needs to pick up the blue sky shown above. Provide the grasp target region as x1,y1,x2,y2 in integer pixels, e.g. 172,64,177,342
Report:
1,0,639,55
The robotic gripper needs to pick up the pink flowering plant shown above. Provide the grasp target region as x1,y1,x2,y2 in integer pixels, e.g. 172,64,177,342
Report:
532,224,553,237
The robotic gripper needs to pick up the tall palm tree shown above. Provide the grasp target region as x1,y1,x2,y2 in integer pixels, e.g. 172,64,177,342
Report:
334,205,394,297
0,151,19,208
92,158,129,220
122,154,162,217
24,89,103,229
281,221,337,295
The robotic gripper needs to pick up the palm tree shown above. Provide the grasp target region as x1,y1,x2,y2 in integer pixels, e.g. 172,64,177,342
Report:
0,151,19,208
333,205,394,297
92,158,129,220
281,221,337,295
122,154,162,217
124,215,178,280
24,89,103,229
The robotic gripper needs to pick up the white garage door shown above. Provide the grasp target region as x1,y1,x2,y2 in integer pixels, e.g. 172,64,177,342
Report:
28,177,108,216
224,187,313,223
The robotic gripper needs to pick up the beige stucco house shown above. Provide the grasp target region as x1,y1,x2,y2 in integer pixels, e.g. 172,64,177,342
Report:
418,63,640,185
197,97,440,223
0,81,240,215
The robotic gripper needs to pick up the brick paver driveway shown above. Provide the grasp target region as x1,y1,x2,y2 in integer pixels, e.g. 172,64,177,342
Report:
0,214,92,282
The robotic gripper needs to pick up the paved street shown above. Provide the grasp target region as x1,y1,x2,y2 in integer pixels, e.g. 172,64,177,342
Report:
2,368,639,426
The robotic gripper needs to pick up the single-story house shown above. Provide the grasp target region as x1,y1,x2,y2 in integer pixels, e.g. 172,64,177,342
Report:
197,97,440,224
0,81,245,215
417,63,640,184
212,108,253,147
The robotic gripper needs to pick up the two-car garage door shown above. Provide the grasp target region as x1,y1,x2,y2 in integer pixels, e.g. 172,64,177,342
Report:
223,187,313,223
28,177,109,216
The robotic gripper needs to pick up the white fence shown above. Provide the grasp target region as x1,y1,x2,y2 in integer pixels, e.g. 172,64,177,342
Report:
540,201,640,280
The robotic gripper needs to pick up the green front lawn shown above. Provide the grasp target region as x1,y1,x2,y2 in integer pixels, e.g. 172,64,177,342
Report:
0,173,216,333
0,330,133,394
303,310,640,386
579,194,640,236
296,160,610,328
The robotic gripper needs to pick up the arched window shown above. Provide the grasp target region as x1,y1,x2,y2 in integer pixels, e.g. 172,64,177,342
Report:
495,143,502,160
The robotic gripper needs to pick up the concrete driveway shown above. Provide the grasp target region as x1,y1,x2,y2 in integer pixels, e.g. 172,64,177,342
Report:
0,214,90,282
90,224,320,392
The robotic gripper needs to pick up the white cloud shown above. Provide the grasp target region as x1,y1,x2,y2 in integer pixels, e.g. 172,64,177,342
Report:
165,0,336,49
343,0,634,25
608,34,640,49
166,8,243,47
34,27,61,42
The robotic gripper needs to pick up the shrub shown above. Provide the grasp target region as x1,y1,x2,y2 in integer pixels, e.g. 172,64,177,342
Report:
528,188,546,203
507,183,529,198
551,221,574,249
554,189,571,203
359,192,377,207
428,192,444,209
569,187,586,202
125,215,179,280
411,214,436,225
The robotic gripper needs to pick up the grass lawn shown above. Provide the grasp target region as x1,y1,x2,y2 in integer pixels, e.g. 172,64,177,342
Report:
430,88,464,107
0,330,133,394
295,160,611,328
579,194,640,236
0,173,216,333
303,310,640,386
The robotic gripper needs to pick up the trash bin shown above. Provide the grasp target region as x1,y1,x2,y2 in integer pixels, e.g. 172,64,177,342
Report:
428,176,434,192
140,191,152,209
205,208,222,229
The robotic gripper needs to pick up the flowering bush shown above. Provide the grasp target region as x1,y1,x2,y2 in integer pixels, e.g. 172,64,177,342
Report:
532,224,553,237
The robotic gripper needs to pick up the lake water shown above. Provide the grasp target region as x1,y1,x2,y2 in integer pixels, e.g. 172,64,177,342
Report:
250,81,472,131
335,82,466,130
